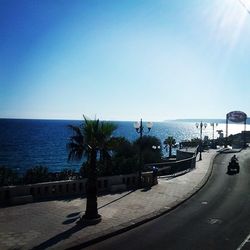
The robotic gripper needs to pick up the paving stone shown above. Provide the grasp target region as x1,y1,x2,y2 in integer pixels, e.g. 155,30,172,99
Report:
0,150,220,250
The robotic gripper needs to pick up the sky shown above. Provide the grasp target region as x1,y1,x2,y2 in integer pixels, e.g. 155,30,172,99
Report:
1,0,250,121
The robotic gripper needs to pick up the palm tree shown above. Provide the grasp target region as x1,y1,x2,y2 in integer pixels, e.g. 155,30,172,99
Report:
67,115,117,221
163,136,176,158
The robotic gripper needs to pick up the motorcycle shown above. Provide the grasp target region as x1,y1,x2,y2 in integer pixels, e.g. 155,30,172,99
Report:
227,157,240,174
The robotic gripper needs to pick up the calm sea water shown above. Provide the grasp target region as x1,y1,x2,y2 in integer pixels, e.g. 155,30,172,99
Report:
0,119,249,174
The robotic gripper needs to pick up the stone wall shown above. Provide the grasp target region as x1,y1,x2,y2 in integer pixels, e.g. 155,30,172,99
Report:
0,173,140,205
176,146,198,160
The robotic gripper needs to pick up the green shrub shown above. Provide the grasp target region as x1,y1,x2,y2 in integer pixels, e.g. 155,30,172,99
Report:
24,166,49,184
0,166,18,186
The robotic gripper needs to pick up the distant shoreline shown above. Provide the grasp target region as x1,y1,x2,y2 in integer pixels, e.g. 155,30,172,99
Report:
165,118,250,125
1,117,250,125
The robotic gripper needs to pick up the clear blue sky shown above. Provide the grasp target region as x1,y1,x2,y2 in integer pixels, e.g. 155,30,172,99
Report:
1,0,250,121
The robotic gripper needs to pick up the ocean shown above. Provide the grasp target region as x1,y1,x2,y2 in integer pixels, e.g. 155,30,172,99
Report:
0,118,249,174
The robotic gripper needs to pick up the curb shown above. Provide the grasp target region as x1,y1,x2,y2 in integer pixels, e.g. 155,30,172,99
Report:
66,152,219,250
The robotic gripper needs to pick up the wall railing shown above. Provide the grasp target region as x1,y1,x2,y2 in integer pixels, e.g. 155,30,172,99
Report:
145,147,198,176
0,173,141,205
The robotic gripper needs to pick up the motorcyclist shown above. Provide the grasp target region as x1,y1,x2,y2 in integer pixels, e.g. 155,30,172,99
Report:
231,155,238,163
228,154,240,173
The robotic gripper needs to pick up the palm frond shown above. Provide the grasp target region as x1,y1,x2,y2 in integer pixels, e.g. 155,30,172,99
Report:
67,115,117,166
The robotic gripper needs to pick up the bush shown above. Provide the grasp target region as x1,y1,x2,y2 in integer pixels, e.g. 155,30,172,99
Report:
0,166,18,186
58,168,77,180
181,138,200,148
24,166,49,184
133,135,163,164
110,137,139,175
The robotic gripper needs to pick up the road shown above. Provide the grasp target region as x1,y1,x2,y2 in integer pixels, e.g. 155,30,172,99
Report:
86,150,250,250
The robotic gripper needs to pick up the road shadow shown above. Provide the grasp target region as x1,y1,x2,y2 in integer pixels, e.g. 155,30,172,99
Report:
226,170,240,175
98,190,135,210
158,169,191,181
141,186,152,192
34,194,86,204
221,149,242,154
33,188,137,204
67,212,81,218
62,212,82,225
32,217,100,250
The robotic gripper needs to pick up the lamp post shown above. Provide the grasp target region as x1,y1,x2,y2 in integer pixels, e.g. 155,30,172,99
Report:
134,119,153,187
210,123,218,148
195,121,207,161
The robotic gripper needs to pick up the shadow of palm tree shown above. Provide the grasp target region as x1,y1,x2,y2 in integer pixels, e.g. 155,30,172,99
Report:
63,212,82,225
98,190,135,210
63,217,80,225
141,187,151,192
32,218,100,250
32,190,136,249
67,212,81,218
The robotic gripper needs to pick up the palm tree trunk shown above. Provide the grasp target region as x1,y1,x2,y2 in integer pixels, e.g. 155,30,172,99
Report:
169,145,172,158
84,149,101,220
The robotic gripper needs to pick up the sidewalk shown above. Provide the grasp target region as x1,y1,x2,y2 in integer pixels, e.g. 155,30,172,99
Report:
0,150,218,250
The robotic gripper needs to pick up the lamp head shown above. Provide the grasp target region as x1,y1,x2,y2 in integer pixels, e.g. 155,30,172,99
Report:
134,122,140,130
147,122,153,131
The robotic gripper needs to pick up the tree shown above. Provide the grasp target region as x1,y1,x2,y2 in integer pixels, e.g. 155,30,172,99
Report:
0,166,18,186
133,136,162,165
164,136,176,158
111,137,138,175
67,115,117,221
181,138,199,148
24,166,49,184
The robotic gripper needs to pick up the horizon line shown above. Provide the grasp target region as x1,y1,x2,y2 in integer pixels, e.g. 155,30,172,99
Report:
0,117,232,122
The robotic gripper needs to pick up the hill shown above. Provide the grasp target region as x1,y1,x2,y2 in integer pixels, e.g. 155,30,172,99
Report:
167,118,250,124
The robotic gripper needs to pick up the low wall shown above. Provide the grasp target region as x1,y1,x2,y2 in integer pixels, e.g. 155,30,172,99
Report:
145,155,196,176
176,146,198,161
177,150,195,161
0,173,140,205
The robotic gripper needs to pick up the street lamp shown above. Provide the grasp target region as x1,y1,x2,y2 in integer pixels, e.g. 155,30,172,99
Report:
210,123,218,148
195,121,207,161
134,119,153,187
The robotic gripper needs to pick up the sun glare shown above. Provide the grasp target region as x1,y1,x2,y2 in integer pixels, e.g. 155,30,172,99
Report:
205,0,248,50
239,0,250,13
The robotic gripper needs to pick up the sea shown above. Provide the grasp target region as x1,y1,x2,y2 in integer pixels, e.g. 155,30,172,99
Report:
0,118,249,174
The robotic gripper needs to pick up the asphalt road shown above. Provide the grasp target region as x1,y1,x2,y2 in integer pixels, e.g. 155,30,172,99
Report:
86,150,250,250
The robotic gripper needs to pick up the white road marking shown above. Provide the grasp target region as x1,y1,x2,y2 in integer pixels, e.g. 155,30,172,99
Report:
207,218,222,225
201,201,208,205
236,232,250,250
